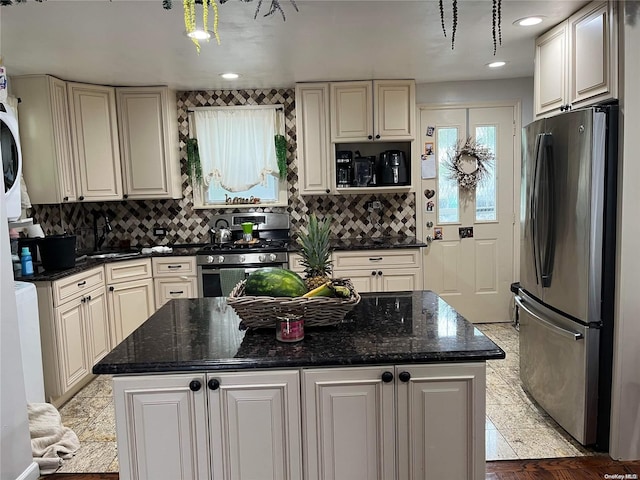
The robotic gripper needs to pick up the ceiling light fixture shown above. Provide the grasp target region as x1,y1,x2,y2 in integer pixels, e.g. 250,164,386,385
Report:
220,73,240,80
186,29,213,41
514,16,544,27
487,61,506,68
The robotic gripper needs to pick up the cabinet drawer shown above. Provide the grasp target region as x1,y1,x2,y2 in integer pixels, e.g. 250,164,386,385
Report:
154,278,198,309
332,249,420,270
53,267,105,307
105,258,152,284
152,256,197,277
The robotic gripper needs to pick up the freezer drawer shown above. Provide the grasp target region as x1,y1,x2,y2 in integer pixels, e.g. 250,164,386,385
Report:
516,292,599,445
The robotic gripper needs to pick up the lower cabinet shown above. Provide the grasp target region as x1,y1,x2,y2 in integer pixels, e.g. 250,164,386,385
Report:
113,363,484,480
113,370,302,480
106,259,155,346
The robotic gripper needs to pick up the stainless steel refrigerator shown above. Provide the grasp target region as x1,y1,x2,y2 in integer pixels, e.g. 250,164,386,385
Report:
517,105,617,448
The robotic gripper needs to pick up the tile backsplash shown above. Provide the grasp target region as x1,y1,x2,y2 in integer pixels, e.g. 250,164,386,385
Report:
30,88,416,250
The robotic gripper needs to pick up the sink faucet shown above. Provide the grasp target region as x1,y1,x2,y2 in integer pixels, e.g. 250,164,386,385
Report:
93,211,113,251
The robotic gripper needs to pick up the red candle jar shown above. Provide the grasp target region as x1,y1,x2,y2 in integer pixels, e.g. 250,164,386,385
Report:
276,315,304,342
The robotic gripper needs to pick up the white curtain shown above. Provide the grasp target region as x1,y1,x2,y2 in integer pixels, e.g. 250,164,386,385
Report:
193,107,279,192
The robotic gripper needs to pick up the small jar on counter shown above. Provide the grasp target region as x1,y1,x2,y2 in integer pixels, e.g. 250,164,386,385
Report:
276,314,304,342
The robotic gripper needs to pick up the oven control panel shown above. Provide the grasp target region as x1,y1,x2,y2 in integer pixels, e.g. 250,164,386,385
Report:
198,252,288,266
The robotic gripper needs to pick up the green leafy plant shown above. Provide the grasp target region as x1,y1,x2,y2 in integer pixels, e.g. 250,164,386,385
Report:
186,138,203,187
274,134,287,180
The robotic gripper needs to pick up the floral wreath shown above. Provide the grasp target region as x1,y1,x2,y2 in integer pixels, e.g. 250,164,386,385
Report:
443,137,494,191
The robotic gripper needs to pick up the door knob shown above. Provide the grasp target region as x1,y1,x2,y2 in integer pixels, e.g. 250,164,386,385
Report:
398,371,411,382
381,371,394,383
188,380,202,391
208,378,220,390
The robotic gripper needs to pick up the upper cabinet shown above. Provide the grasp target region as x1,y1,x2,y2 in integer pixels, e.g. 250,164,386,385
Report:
331,80,415,142
12,75,183,204
11,75,77,204
67,82,123,201
116,87,182,200
535,1,617,117
295,83,332,195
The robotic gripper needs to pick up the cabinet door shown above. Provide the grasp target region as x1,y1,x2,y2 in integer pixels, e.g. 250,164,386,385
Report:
331,81,372,142
568,1,617,107
108,278,155,345
374,80,415,140
113,374,210,480
154,277,198,309
396,363,486,480
117,87,181,199
534,21,568,116
84,286,111,366
54,299,90,393
332,269,377,293
296,83,333,194
380,269,422,292
302,367,396,480
49,77,77,202
67,82,122,201
208,370,302,480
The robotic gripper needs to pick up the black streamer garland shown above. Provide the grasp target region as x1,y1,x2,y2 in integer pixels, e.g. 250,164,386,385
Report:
451,0,457,50
498,0,502,46
439,0,447,38
492,0,497,55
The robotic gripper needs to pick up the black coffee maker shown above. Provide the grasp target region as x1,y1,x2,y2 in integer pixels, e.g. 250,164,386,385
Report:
379,150,409,185
336,151,353,188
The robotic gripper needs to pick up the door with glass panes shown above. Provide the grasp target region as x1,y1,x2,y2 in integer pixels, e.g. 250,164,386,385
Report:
418,105,518,323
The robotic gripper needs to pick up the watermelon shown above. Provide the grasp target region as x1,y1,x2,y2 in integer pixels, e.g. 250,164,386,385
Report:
245,267,308,297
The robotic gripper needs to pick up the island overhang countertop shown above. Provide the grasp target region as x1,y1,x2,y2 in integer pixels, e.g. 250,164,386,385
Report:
93,290,505,375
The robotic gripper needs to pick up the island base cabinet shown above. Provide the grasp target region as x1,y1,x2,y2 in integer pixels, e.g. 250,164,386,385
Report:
303,363,485,480
207,370,303,480
113,374,210,480
397,363,486,480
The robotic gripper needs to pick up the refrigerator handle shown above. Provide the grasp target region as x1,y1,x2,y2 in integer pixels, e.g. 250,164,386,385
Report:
539,134,556,288
531,134,543,285
515,296,584,341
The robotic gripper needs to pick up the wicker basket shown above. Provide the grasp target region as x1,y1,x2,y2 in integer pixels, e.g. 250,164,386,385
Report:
227,279,361,329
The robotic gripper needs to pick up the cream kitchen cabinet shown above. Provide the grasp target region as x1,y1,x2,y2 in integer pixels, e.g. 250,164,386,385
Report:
12,75,77,204
152,256,198,309
295,83,333,195
113,370,302,480
330,80,416,143
116,87,182,199
67,82,123,201
303,363,486,480
534,1,617,117
287,252,305,275
332,248,423,293
34,266,110,406
106,258,155,346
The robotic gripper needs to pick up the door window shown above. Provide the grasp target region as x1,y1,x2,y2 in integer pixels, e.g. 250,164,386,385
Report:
437,127,460,224
475,125,497,222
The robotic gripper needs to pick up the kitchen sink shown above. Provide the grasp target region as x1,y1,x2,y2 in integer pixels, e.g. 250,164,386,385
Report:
77,250,141,261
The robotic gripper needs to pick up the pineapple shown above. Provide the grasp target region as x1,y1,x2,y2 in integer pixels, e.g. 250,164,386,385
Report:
297,214,333,290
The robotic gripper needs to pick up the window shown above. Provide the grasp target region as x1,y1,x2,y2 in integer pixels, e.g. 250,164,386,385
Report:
475,125,497,222
437,127,460,224
192,106,287,206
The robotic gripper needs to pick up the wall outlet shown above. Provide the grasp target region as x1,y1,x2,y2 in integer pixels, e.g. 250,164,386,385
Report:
368,200,382,211
153,227,167,237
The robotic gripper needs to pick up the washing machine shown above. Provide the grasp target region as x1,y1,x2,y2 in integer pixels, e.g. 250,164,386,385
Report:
1,102,22,221
14,281,45,403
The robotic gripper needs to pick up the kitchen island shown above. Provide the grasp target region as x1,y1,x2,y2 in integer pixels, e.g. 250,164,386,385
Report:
94,291,504,480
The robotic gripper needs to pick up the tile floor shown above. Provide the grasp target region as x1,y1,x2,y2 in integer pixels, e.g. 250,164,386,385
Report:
54,322,596,473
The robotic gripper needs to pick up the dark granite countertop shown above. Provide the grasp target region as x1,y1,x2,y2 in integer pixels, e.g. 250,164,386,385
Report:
93,291,505,375
287,236,427,253
14,244,206,282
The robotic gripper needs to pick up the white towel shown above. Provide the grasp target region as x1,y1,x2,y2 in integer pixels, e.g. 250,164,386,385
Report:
27,402,80,475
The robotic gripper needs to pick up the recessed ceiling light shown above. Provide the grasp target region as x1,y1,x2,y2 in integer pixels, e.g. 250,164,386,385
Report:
186,29,212,40
220,73,240,80
513,16,544,27
487,61,506,68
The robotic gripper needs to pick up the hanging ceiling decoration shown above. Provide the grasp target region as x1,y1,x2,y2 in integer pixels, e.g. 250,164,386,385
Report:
438,0,502,54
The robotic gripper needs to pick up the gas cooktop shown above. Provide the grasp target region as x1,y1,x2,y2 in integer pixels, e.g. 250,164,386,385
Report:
197,238,289,254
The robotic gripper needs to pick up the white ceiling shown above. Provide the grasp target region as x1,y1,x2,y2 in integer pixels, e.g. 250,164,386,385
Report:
1,0,587,91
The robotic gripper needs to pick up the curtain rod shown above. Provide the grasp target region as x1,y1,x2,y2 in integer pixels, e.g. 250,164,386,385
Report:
188,105,284,112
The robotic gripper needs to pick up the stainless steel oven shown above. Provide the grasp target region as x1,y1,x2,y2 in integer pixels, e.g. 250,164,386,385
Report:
197,212,291,298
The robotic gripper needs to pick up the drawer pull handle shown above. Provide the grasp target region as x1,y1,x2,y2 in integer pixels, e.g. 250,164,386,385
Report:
77,281,87,287
369,257,383,262
170,291,184,295
167,265,182,269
